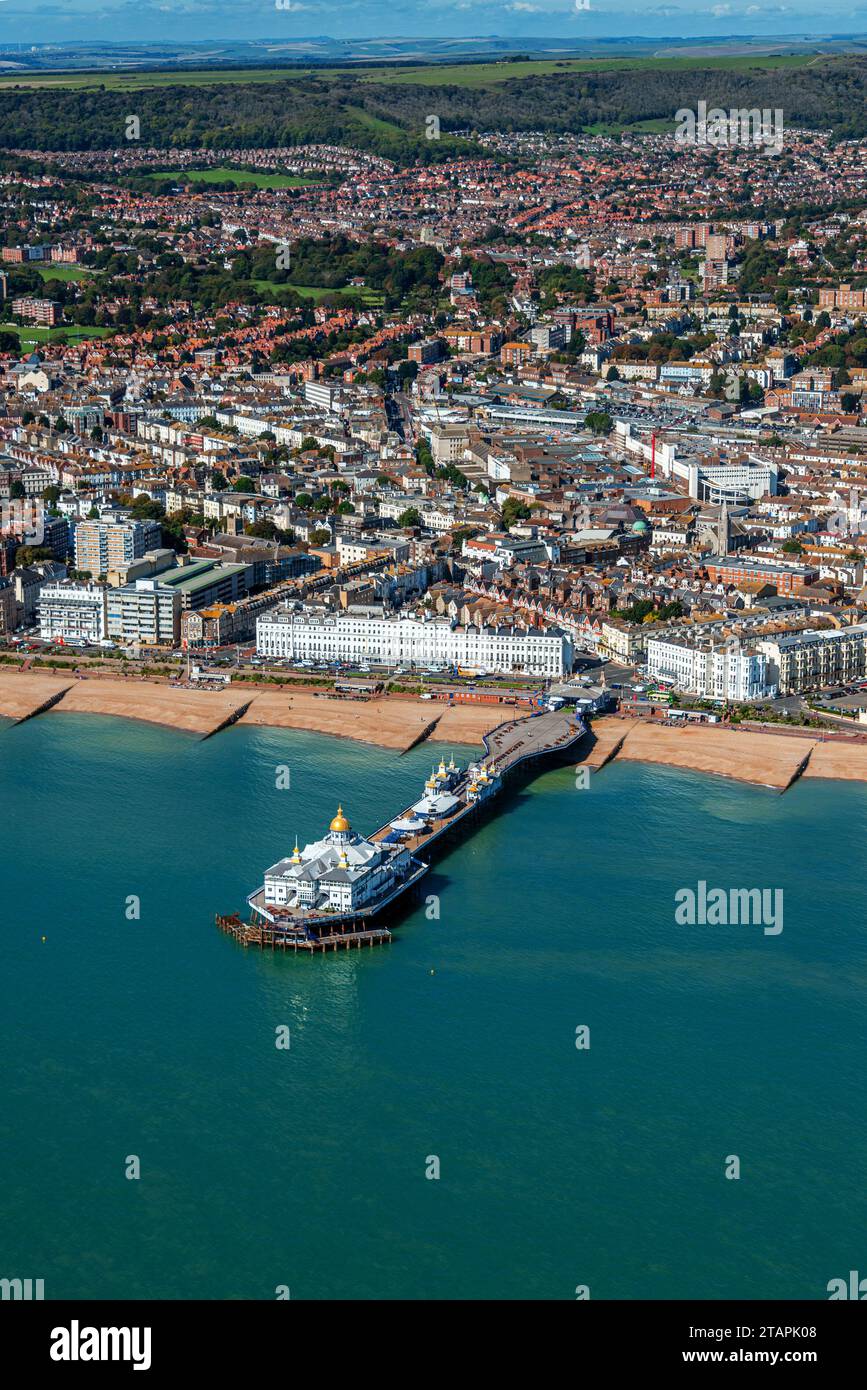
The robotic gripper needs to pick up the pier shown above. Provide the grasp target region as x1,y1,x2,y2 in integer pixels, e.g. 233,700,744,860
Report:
215,914,393,952
217,707,587,952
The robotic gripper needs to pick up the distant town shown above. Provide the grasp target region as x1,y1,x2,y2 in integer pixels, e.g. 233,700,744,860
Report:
4,116,867,731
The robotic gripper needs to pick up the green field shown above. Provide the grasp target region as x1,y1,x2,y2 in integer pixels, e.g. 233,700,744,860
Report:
0,67,321,91
1,321,112,345
253,279,385,306
357,53,823,86
0,52,826,93
32,263,92,282
342,105,408,138
148,167,317,189
585,116,676,136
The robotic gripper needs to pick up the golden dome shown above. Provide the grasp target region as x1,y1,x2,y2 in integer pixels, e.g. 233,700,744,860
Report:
330,805,350,833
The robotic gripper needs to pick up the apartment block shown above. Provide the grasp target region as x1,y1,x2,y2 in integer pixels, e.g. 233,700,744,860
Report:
74,517,163,577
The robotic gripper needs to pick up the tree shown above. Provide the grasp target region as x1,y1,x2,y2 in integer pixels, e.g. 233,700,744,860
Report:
417,441,435,476
398,507,422,528
309,528,331,546
42,485,61,505
10,479,25,499
245,520,279,540
501,497,531,531
584,411,613,436
14,545,53,567
782,539,804,555
210,469,228,491
0,329,20,353
233,476,255,493
129,494,165,521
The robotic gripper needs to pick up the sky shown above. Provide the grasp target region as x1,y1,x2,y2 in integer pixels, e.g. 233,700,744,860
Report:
0,2,866,49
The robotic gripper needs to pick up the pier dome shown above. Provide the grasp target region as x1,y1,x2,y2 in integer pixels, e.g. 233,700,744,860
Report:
330,806,350,834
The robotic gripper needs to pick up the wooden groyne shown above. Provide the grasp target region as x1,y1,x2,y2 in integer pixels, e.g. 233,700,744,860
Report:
13,685,73,724
201,700,253,741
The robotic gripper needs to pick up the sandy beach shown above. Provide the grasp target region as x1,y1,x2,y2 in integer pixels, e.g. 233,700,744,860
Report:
0,673,72,722
240,690,439,750
803,740,867,782
608,718,811,790
0,672,513,750
56,678,248,737
6,670,867,786
577,715,867,790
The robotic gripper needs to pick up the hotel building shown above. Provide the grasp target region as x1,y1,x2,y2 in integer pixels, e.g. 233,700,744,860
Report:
38,580,107,643
646,633,775,701
756,625,867,695
256,608,572,676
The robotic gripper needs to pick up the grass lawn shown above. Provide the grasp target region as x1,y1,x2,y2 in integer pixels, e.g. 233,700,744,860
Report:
585,117,675,136
1,321,113,345
253,280,385,306
148,167,318,189
342,105,408,138
31,263,92,282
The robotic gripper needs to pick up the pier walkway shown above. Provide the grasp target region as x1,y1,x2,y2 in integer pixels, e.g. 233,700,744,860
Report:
217,706,587,952
483,708,587,777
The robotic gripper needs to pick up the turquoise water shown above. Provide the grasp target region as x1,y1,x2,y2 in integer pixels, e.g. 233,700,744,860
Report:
2,712,866,1300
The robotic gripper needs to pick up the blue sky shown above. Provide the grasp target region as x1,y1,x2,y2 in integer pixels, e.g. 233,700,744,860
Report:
0,3,866,47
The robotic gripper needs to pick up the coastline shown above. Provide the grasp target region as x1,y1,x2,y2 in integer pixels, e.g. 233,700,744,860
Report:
5,672,867,785
0,671,510,749
577,715,867,790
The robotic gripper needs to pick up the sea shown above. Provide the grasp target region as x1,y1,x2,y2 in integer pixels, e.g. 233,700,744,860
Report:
1,712,866,1300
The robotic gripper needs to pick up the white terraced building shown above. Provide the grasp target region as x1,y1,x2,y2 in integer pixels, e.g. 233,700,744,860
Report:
38,580,107,643
256,608,572,676
646,633,775,701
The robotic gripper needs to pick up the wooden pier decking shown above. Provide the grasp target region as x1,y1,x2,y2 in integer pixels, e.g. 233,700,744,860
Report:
215,913,392,951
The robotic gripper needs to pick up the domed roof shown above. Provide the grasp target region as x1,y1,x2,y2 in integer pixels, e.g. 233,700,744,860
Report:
330,805,350,833
632,518,650,534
